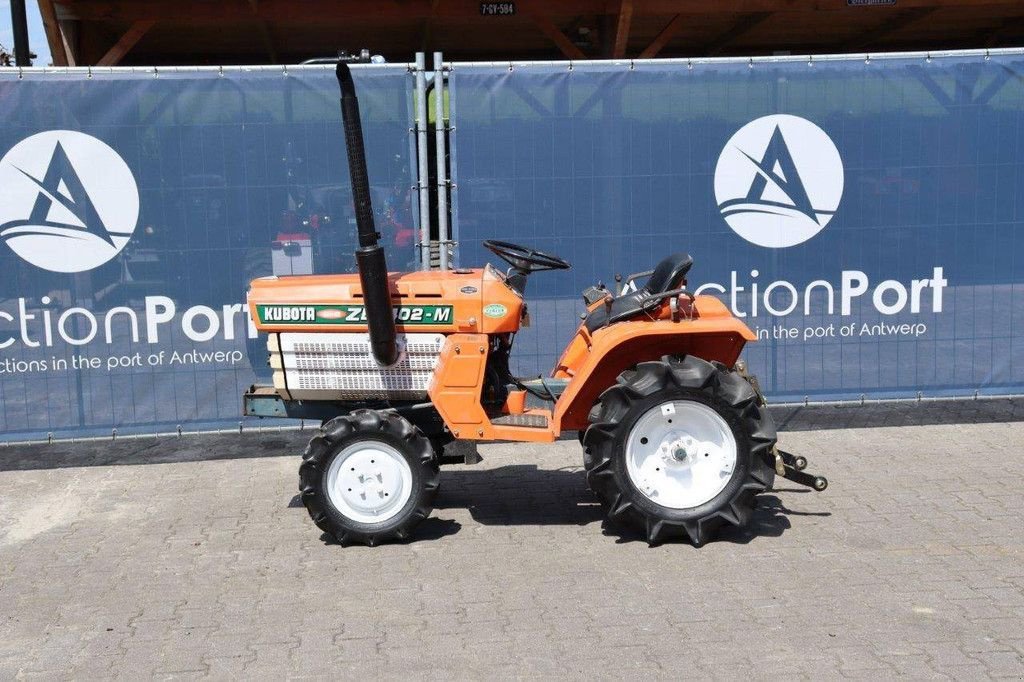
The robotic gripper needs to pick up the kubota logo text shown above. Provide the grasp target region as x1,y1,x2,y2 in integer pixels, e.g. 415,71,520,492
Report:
714,115,844,249
0,130,139,273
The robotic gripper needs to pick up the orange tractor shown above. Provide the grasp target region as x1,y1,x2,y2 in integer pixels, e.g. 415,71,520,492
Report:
244,57,826,547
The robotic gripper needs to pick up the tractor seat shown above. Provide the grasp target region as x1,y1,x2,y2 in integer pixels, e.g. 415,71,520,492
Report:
584,252,693,333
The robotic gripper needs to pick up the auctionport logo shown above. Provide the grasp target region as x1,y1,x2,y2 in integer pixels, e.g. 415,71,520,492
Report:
0,130,140,273
714,114,844,249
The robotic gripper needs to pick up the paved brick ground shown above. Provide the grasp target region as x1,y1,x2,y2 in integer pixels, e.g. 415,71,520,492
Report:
2,420,1024,679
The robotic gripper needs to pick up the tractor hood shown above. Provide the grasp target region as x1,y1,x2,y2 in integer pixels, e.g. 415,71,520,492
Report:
247,264,524,335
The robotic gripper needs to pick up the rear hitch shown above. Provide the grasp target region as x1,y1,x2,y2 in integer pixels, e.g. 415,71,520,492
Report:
774,448,828,491
779,449,808,471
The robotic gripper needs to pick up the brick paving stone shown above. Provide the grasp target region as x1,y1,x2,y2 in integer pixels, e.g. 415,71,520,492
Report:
1,421,1024,678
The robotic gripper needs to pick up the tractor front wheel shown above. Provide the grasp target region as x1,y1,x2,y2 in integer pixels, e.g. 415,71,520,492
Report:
583,356,776,546
299,410,439,546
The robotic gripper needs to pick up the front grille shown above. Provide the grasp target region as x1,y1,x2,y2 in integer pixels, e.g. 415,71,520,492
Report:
272,332,444,400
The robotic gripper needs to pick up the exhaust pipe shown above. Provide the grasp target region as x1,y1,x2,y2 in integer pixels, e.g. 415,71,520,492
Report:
336,56,399,367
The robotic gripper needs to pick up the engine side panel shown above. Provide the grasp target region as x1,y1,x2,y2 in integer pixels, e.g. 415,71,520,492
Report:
428,334,557,442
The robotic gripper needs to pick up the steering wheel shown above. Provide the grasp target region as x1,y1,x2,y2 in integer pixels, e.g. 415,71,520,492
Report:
482,239,571,273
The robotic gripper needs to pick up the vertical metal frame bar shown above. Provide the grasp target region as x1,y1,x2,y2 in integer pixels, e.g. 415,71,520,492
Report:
414,53,431,270
446,62,460,269
433,51,450,270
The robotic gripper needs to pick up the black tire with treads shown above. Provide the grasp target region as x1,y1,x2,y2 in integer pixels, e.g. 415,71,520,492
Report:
298,409,439,546
582,355,776,546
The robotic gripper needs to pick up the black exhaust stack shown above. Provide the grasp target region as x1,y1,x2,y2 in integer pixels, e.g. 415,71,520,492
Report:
336,54,399,367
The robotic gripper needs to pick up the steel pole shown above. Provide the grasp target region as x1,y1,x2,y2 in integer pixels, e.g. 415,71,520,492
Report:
10,0,31,66
414,53,431,270
433,52,450,270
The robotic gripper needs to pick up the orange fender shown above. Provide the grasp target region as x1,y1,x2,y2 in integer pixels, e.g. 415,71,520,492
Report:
552,296,756,432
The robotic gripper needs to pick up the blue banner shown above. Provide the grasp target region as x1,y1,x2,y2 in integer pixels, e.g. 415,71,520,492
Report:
449,52,1024,402
4,51,1023,442
0,65,418,441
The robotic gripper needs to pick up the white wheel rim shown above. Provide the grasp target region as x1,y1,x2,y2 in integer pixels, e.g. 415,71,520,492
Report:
625,400,738,510
324,440,413,524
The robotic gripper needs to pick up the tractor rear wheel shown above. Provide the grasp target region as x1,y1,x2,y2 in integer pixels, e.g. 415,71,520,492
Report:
299,409,439,546
582,356,776,546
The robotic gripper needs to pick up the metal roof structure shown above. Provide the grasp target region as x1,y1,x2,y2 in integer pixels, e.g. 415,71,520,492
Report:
32,0,1024,67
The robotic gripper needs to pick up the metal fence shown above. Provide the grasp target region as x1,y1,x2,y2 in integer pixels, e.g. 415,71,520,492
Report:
2,49,1023,442
449,50,1024,402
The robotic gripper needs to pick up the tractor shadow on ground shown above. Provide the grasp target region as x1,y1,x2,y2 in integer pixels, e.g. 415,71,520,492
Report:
287,494,464,545
434,464,605,528
315,519,465,546
600,494,826,546
431,464,826,546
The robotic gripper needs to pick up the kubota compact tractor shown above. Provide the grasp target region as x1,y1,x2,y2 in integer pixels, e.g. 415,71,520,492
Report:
244,55,827,547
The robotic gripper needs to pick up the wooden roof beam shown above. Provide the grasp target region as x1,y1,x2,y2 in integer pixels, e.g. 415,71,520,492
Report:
704,12,772,56
36,0,70,65
59,20,79,66
843,7,938,51
419,0,441,52
247,0,278,63
638,13,685,59
95,18,155,66
978,19,1019,48
57,0,1024,23
532,14,586,60
613,0,633,58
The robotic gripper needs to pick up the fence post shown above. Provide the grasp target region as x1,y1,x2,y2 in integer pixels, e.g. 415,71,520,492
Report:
414,53,431,270
433,51,450,270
